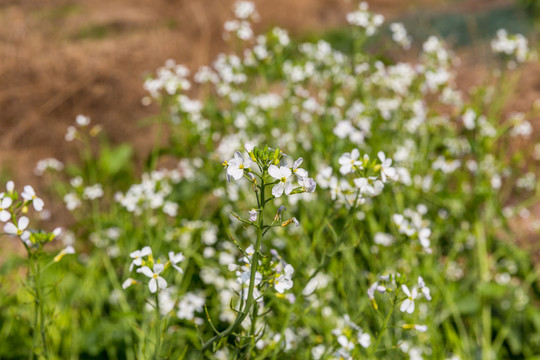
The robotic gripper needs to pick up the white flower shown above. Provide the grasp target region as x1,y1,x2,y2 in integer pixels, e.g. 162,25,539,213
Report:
138,264,167,293
268,165,293,197
337,335,355,352
6,181,14,193
358,330,371,348
418,227,431,249
275,264,294,293
400,285,417,314
75,115,91,127
122,278,138,289
53,245,75,262
249,209,259,222
417,276,432,301
378,152,397,183
291,158,308,178
65,126,77,142
226,151,252,181
129,246,152,271
168,251,185,273
0,197,13,222
64,193,81,211
21,185,44,212
4,216,31,242
353,177,383,197
83,184,104,200
299,177,317,193
339,149,362,175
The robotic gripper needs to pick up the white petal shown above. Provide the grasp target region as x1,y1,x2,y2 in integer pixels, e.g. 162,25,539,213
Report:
227,167,244,180
295,168,308,178
1,197,12,208
0,211,10,222
272,183,285,197
33,198,44,212
280,166,292,178
284,182,293,195
400,299,410,312
148,278,157,293
140,246,152,256
4,222,17,235
18,217,29,231
401,284,411,297
293,157,303,169
153,263,165,274
268,165,281,179
157,276,167,290
139,266,154,278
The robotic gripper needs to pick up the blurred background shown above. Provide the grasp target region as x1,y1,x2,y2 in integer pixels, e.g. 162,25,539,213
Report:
1,0,539,188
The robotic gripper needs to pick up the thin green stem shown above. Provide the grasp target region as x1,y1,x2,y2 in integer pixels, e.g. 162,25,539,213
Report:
201,178,266,353
154,291,161,360
369,292,396,359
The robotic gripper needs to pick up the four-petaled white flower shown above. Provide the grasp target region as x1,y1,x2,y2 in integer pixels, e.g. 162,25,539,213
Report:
0,197,13,222
4,216,31,242
339,149,362,175
138,264,167,293
168,251,185,273
275,264,294,293
227,151,253,181
268,165,293,197
22,185,44,212
129,246,152,271
400,284,417,314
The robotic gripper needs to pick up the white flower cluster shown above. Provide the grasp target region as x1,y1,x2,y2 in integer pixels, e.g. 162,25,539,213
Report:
144,59,191,99
328,315,371,359
224,1,259,41
115,169,182,216
491,29,532,67
346,2,384,36
390,22,412,50
392,205,432,252
34,157,64,176
225,144,316,198
124,246,184,294
65,115,101,142
368,274,431,316
317,150,398,206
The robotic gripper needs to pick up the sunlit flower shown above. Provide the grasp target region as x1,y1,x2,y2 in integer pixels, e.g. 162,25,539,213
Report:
4,216,31,242
339,149,362,175
400,285,417,314
129,246,152,271
226,151,253,181
22,185,44,212
138,264,167,293
268,165,293,197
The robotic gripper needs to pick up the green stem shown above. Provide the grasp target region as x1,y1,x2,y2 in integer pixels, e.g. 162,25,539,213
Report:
154,291,161,360
369,293,396,359
201,179,266,353
475,221,492,360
